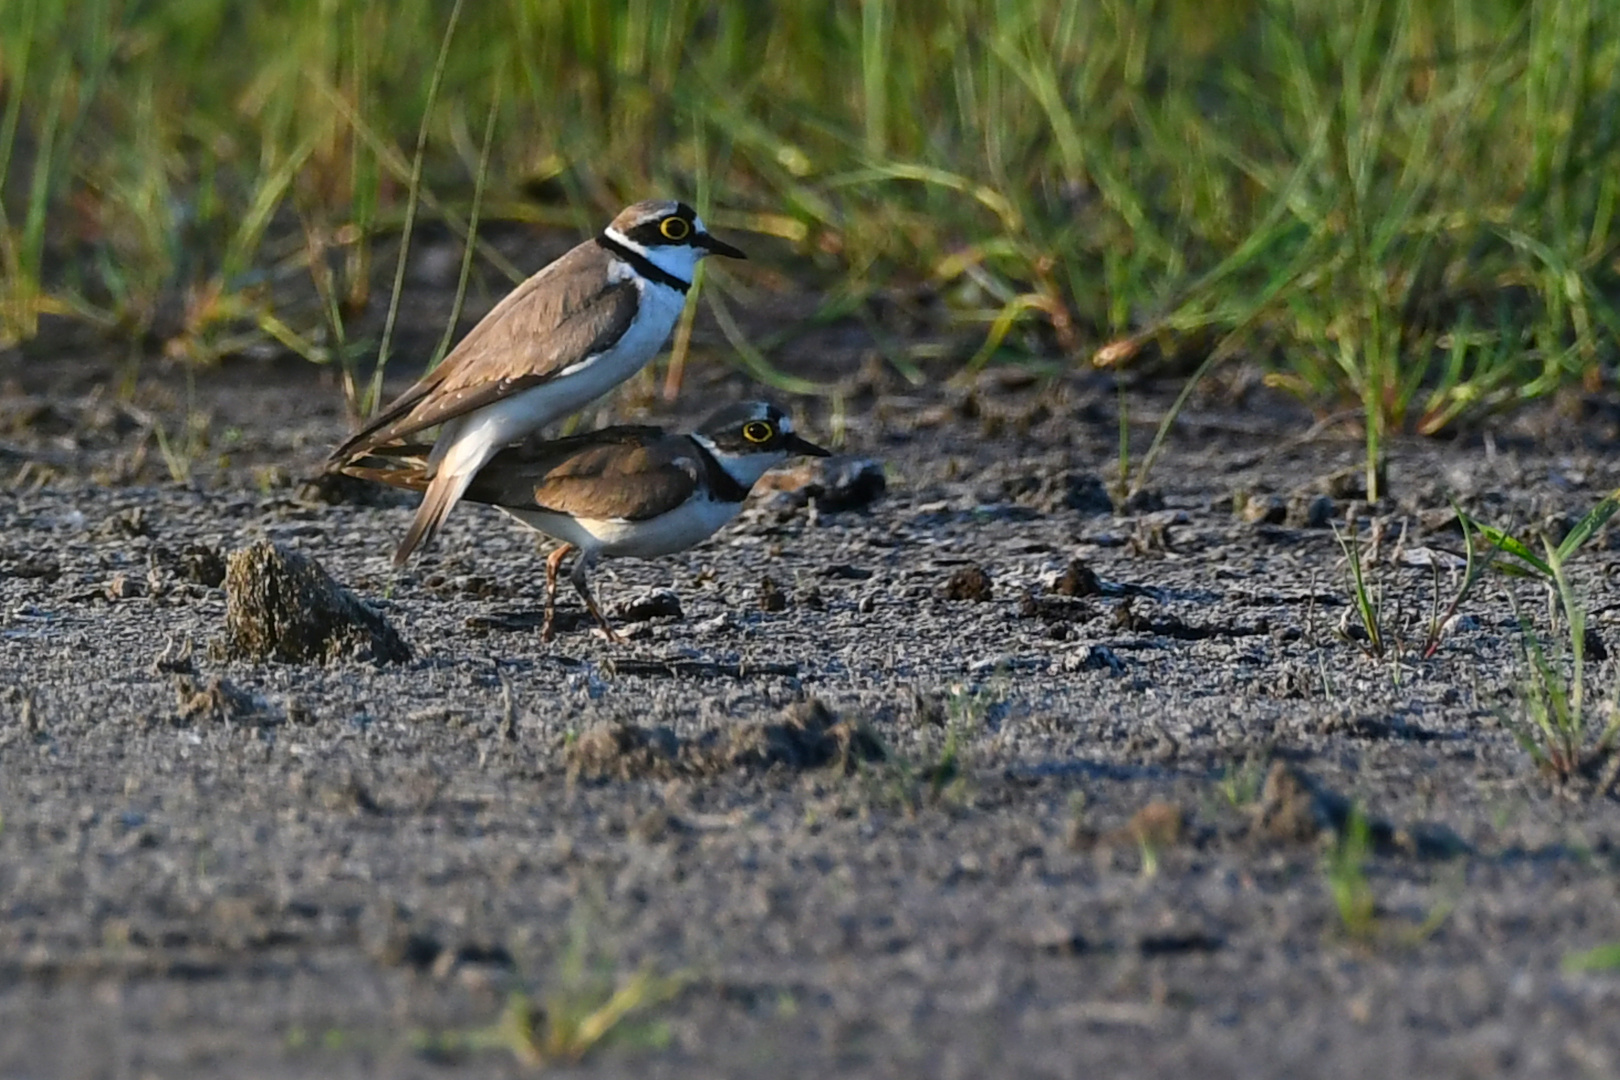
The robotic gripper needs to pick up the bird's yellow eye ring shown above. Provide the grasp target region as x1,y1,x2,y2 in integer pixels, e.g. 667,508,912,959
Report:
742,420,773,443
660,217,691,240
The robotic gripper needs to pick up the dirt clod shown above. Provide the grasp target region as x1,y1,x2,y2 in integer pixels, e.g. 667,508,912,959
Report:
173,675,262,724
1287,492,1336,528
150,543,228,588
1123,801,1186,848
566,698,884,782
222,541,410,664
614,588,683,624
1248,761,1346,843
1248,761,1468,857
696,697,885,774
943,564,993,602
1019,590,1094,626
566,723,682,782
758,576,789,612
1054,558,1101,597
758,455,887,513
1237,492,1287,524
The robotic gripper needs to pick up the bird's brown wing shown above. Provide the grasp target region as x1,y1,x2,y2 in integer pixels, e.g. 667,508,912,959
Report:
333,441,435,492
340,426,700,522
465,430,702,522
326,244,638,463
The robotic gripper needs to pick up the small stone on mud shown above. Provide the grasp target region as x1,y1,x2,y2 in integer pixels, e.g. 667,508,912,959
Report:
943,564,993,602
155,543,228,588
1062,473,1115,515
1066,645,1125,674
757,455,887,513
614,589,683,624
1236,492,1286,525
1288,493,1336,529
1054,558,1101,597
758,576,789,612
173,674,262,725
222,541,410,664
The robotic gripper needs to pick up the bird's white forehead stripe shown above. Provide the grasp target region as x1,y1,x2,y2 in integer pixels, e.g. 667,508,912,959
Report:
603,225,649,257
694,214,708,234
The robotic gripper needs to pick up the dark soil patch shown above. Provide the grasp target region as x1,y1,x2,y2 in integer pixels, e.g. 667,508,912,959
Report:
3,348,1620,1079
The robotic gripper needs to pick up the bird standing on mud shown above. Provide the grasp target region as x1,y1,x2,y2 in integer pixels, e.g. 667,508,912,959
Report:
340,401,829,642
325,199,746,565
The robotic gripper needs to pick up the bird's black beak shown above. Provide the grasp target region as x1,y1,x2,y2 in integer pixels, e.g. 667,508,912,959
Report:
695,232,747,259
786,432,831,458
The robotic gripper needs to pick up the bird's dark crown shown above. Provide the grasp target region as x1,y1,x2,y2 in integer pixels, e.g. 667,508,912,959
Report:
612,200,700,248
695,401,828,459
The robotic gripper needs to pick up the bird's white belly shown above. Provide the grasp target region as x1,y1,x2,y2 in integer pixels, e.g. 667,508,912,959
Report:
501,496,743,560
439,278,687,470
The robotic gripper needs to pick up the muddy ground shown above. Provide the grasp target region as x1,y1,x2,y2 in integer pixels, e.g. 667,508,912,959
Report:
4,331,1620,1079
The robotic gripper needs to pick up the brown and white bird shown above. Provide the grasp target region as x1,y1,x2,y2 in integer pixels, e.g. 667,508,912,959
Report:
340,401,829,641
326,199,746,566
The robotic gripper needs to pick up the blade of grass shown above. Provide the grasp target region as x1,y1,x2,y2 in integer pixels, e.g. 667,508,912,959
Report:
431,80,503,368
366,0,464,416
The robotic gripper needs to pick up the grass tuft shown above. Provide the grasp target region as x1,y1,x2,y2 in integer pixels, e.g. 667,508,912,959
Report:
1,0,1618,439
1323,805,1378,942
1503,537,1620,793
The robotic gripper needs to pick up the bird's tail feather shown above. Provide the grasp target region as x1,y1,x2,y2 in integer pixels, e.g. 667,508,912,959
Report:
392,467,477,566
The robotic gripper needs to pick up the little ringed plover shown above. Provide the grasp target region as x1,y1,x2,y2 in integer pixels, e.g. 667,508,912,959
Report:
326,199,746,567
342,401,829,641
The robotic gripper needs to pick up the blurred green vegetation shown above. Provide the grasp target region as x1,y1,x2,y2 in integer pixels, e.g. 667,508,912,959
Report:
2,0,1618,458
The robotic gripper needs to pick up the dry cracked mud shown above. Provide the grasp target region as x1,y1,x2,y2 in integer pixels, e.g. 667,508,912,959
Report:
4,346,1620,1079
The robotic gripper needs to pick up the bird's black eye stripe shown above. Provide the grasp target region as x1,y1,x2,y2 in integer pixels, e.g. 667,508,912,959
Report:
627,213,694,247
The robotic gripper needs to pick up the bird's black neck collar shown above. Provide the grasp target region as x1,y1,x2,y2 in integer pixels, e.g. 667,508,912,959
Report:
596,233,690,293
689,439,753,503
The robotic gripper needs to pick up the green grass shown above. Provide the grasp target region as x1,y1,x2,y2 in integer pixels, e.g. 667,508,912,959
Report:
412,911,682,1067
3,0,1620,458
1565,942,1620,973
1329,503,1500,668
1323,805,1378,941
1502,536,1620,791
